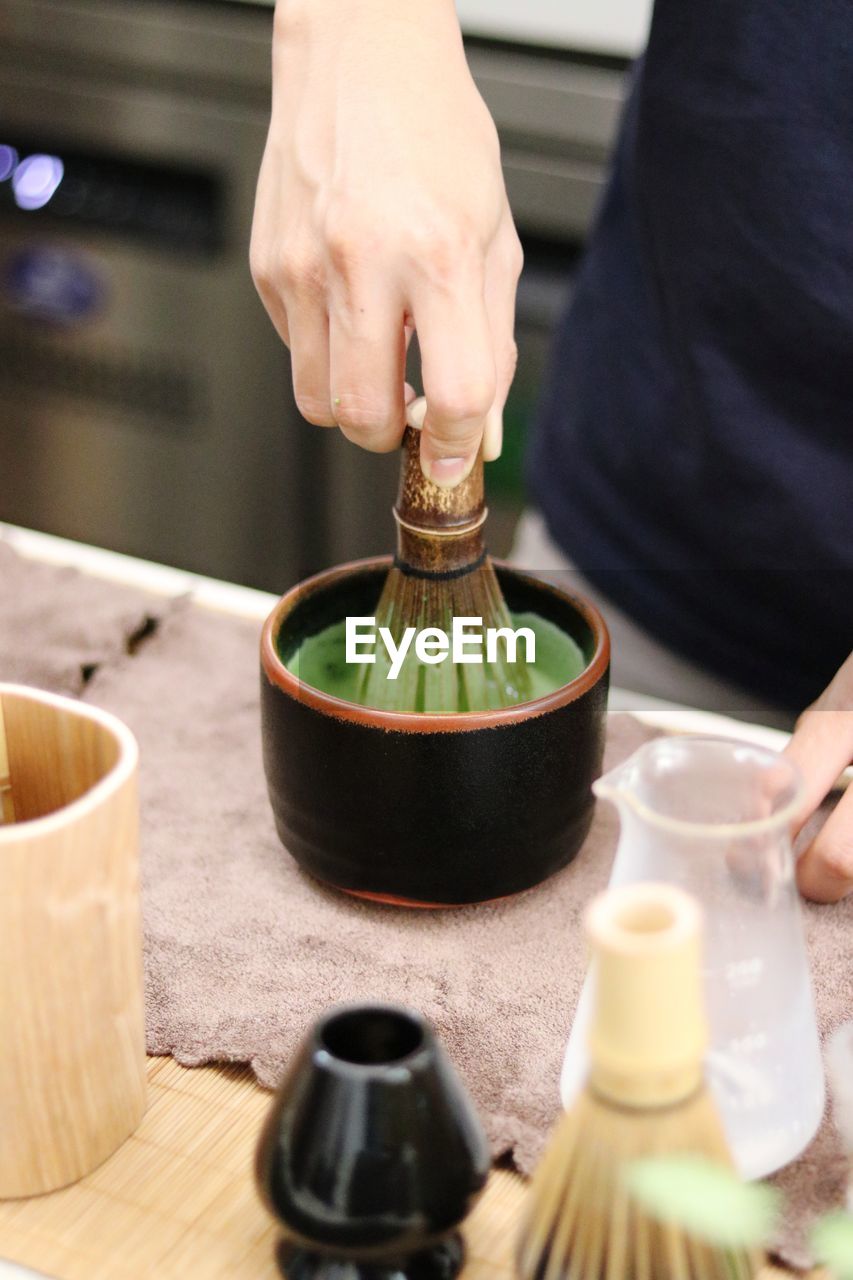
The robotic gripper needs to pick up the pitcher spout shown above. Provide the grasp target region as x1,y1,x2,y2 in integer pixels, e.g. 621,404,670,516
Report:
592,756,642,811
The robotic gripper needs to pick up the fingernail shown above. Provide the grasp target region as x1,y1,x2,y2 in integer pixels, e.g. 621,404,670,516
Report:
406,396,427,430
422,451,477,489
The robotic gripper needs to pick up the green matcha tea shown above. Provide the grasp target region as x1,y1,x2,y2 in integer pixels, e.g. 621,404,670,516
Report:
283,611,587,713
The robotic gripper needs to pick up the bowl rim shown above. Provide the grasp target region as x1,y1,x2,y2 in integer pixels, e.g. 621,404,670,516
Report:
260,556,610,734
312,1002,433,1074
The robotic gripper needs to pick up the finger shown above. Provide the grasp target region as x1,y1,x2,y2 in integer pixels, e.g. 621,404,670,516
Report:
482,219,522,464
410,274,496,488
258,280,292,350
406,396,427,430
796,782,853,902
286,296,336,426
328,290,407,451
785,705,853,829
250,220,292,350
482,403,503,463
249,138,293,342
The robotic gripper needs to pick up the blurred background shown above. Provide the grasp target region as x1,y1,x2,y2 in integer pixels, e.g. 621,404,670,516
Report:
0,0,651,593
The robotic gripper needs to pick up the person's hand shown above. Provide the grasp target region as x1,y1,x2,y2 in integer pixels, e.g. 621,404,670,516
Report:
250,0,521,489
784,651,853,902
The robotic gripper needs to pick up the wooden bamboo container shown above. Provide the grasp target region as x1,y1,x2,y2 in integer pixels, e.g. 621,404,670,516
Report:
0,684,147,1198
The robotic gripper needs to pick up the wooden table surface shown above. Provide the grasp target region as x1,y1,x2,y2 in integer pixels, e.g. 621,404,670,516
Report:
0,1055,814,1280
0,1055,523,1279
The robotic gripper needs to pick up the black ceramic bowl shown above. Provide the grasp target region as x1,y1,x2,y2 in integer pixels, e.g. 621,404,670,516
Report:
261,558,609,907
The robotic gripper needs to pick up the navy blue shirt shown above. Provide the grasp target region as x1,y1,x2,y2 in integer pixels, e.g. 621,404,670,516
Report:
529,0,853,711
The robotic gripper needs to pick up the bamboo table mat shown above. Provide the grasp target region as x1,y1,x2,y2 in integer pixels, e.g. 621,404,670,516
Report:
0,1056,815,1280
0,1055,523,1280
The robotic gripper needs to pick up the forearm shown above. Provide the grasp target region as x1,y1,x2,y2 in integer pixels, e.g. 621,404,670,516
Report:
273,0,463,52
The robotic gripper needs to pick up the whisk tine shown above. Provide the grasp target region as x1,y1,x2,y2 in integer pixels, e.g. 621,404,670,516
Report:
630,1190,651,1280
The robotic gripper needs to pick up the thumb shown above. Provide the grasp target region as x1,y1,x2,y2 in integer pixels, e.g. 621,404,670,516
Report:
406,394,486,488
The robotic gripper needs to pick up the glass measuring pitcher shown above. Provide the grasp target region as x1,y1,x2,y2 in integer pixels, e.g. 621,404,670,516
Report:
561,736,824,1180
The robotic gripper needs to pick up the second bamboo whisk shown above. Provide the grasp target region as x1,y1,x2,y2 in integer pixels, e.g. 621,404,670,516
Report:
517,882,765,1280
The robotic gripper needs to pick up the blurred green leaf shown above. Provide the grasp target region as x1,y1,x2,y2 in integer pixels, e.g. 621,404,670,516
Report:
624,1155,779,1248
812,1211,853,1279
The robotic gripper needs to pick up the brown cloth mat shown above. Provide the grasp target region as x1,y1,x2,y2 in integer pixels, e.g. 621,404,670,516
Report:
0,541,176,695
1,545,851,1268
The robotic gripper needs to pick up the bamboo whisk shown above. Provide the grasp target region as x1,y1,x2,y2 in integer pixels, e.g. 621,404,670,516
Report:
517,882,765,1280
357,414,531,713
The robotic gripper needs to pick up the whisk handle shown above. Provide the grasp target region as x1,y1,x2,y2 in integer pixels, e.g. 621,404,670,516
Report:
396,426,485,535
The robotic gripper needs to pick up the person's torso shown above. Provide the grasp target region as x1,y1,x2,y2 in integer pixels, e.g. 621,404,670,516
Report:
529,0,853,708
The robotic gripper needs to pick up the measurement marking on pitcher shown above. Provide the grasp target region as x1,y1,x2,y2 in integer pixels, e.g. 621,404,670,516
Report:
724,956,764,989
729,1032,767,1058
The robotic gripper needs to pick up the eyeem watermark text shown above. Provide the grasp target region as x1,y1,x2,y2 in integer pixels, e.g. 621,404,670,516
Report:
345,616,535,680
